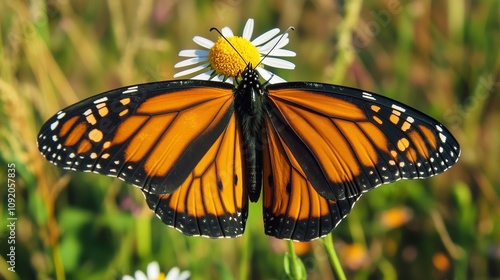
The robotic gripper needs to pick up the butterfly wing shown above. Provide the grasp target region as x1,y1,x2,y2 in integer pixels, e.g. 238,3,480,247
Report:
37,80,248,237
143,113,248,237
263,82,460,241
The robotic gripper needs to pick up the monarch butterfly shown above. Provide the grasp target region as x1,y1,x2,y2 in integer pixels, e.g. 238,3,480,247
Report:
37,20,460,241
37,61,460,241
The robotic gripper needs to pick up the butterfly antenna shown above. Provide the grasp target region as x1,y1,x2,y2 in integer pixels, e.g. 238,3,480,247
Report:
210,27,248,65
255,26,295,69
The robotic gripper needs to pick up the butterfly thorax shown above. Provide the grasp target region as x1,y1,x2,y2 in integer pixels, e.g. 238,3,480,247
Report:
234,65,266,138
233,65,266,202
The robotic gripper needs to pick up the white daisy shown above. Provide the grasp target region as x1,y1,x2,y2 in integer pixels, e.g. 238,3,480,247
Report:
122,261,190,280
174,18,296,84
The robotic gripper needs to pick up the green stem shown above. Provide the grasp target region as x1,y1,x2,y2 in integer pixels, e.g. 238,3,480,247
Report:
322,236,347,280
285,240,306,280
53,243,65,280
287,240,301,277
239,233,249,280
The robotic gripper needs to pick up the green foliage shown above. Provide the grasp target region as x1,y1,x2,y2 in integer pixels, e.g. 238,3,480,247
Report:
1,0,499,279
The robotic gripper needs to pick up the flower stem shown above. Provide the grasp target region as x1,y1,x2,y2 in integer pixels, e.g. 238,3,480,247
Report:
322,236,347,280
285,240,306,280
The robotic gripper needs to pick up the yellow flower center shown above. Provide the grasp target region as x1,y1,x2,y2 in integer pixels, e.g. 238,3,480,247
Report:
209,36,261,77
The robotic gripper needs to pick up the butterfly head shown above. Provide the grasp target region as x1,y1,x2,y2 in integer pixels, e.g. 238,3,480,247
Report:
234,63,266,120
239,63,260,84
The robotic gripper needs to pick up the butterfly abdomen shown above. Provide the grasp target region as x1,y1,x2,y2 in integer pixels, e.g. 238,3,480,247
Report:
234,67,267,202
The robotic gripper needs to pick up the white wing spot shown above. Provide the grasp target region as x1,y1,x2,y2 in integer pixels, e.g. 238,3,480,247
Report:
84,109,92,116
362,91,376,101
50,121,59,130
57,112,66,119
93,97,109,104
439,133,447,143
122,86,139,94
392,104,406,112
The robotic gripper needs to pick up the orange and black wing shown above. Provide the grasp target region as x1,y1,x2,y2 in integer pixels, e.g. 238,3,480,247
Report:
263,82,460,241
144,113,248,237
37,80,248,238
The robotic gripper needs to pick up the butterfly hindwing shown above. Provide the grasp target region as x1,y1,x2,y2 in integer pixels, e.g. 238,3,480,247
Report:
262,117,354,241
263,82,460,241
144,114,248,238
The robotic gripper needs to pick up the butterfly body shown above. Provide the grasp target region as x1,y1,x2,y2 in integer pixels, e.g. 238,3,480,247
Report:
233,65,266,202
38,65,460,241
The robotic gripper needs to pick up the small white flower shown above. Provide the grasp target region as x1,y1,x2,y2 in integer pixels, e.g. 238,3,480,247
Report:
122,261,190,280
174,18,296,84
165,267,191,280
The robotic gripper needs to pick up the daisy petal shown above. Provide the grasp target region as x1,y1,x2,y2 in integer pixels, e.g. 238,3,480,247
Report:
193,36,214,49
210,75,224,82
269,75,287,84
265,48,296,57
174,56,208,68
257,67,287,84
122,276,135,280
191,70,214,80
261,57,295,69
178,49,209,57
173,63,210,78
258,36,289,53
166,267,180,280
256,67,272,80
212,75,233,84
134,271,147,280
251,28,280,46
242,18,254,40
178,271,191,280
221,27,234,37
147,262,160,278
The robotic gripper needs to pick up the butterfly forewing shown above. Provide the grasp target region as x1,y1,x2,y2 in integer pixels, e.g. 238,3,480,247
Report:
262,82,460,240
37,81,236,195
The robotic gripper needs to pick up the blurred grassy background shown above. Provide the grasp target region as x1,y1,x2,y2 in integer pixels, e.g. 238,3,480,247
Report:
1,0,499,279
